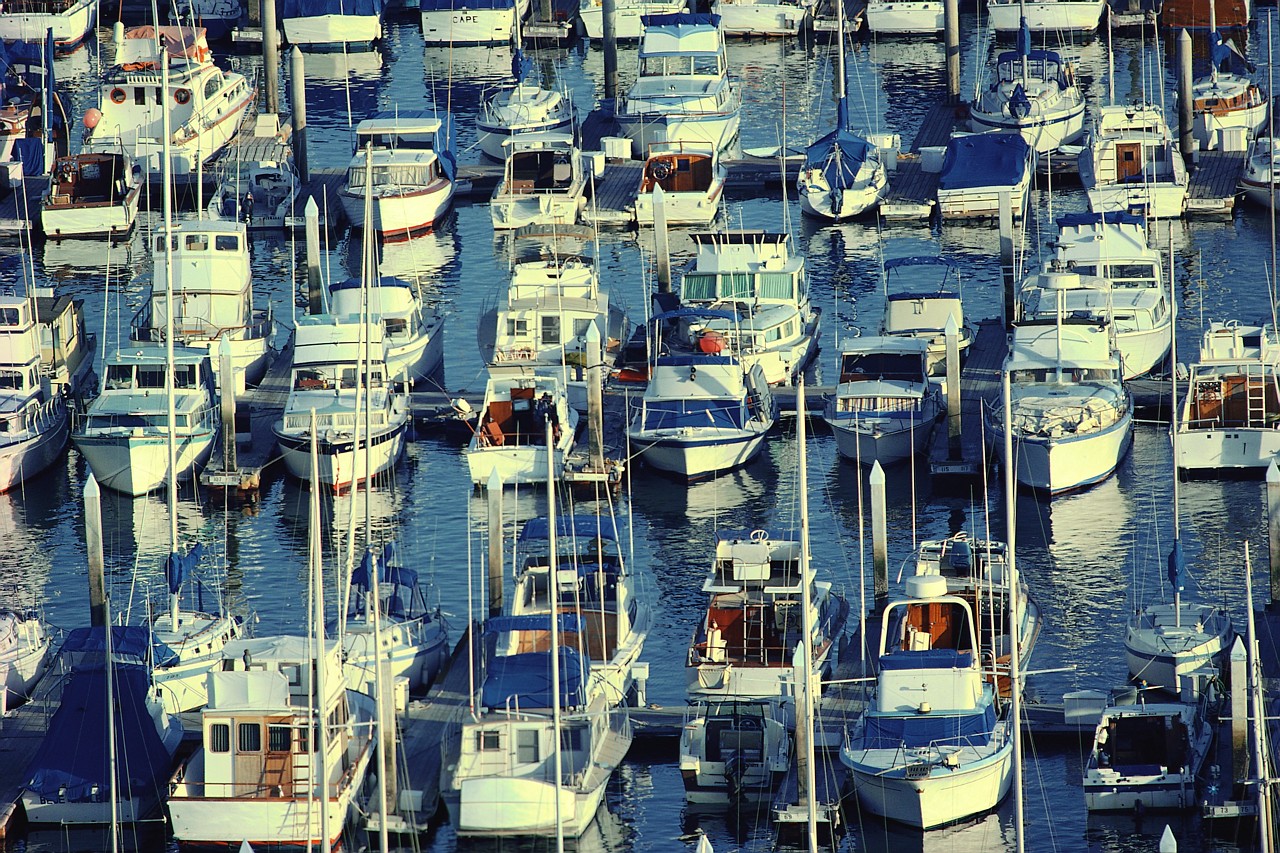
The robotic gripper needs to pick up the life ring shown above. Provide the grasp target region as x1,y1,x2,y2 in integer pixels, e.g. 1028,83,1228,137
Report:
109,88,126,104
174,88,191,105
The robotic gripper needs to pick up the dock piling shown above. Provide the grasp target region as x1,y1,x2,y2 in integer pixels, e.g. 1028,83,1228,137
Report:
1268,460,1280,605
944,314,961,459
305,197,323,315
999,190,1015,326
262,0,280,114
1230,635,1248,781
944,0,960,102
290,47,309,182
603,0,619,100
1178,29,1195,163
586,323,605,471
219,335,237,473
85,475,106,628
870,461,888,602
654,185,671,293
487,469,503,617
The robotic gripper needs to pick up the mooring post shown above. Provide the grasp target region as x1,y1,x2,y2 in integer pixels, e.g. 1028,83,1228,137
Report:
944,314,962,459
586,322,605,471
1230,635,1248,782
86,475,106,628
262,0,280,114
654,185,671,294
305,197,324,315
944,0,960,103
870,461,888,603
999,190,1015,327
1177,29,1195,164
487,468,503,617
1268,460,1280,605
602,0,619,101
219,335,237,473
290,47,309,182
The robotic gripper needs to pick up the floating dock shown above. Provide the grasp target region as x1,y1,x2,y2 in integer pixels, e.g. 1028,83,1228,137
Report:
200,333,292,496
881,99,959,220
928,318,1006,486
1186,150,1246,216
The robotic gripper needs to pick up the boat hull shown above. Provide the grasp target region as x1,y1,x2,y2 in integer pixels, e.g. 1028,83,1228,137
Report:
631,429,768,480
846,744,1013,830
827,411,936,467
477,114,575,162
1085,182,1186,219
42,187,140,240
0,404,69,493
986,0,1104,31
1003,408,1133,493
0,0,97,46
1176,425,1280,473
452,776,607,837
341,182,456,241
580,0,687,38
72,427,217,496
275,421,407,492
490,193,584,230
710,0,809,36
282,13,381,49
968,101,1086,154
421,4,518,45
865,0,943,32
616,111,741,161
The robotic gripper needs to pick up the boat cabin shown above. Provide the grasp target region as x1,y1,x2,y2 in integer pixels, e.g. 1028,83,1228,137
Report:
681,231,807,309
638,14,727,79
1184,322,1280,430
475,378,568,448
137,221,253,341
353,113,444,152
639,143,717,194
1091,704,1192,775
45,153,135,208
500,134,578,194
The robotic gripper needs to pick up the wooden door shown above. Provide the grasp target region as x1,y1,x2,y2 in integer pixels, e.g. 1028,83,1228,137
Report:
1115,143,1143,181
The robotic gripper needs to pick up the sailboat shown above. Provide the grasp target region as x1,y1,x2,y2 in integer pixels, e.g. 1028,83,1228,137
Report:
797,0,886,221
476,26,576,162
1190,0,1266,150
1124,291,1234,690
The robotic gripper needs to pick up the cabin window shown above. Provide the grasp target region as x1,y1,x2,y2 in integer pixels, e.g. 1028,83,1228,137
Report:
683,273,716,301
0,308,18,326
760,272,794,301
283,663,302,686
0,370,23,390
185,234,209,251
216,235,239,252
210,723,230,753
573,319,591,338
541,315,561,345
204,75,221,100
506,319,528,337
174,365,197,388
138,367,165,389
721,273,753,300
560,728,583,753
238,722,262,752
134,88,146,105
268,726,292,752
475,730,500,751
693,56,720,75
516,729,540,763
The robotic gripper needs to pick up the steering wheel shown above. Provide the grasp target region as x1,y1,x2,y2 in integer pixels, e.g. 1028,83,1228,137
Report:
749,529,769,543
650,160,674,181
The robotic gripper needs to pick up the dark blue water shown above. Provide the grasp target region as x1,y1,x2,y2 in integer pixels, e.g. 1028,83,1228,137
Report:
7,9,1280,852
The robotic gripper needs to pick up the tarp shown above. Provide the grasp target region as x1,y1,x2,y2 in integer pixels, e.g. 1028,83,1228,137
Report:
480,648,589,710
24,665,175,803
641,398,744,431
1210,32,1253,74
61,626,178,668
879,649,974,670
1168,540,1185,592
939,133,1029,191
640,12,720,27
12,138,43,176
350,546,420,592
165,543,204,596
518,515,621,543
1056,211,1145,228
804,127,873,200
485,614,586,635
859,703,996,749
280,0,384,16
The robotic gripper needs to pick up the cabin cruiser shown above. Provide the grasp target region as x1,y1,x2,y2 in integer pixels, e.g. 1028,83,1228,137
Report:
968,44,1086,153
41,152,141,239
635,143,726,226
490,133,588,230
1078,103,1188,219
328,275,444,386
465,374,579,485
880,256,974,377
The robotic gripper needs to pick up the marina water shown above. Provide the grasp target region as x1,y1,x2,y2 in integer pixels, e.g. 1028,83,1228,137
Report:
6,9,1277,852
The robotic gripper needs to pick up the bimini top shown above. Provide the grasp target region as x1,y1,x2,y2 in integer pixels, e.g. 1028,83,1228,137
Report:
518,515,621,543
1056,211,1145,229
1007,322,1117,372
480,647,590,711
940,133,1030,191
640,14,723,57
716,527,796,542
329,275,414,293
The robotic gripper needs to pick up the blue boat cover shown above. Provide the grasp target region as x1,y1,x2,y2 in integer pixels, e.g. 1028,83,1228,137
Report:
24,665,174,803
165,543,204,596
654,354,737,367
351,546,419,592
804,127,873,199
716,528,796,542
1210,32,1253,74
330,275,414,293
420,0,513,9
1168,539,1185,592
1056,211,1144,228
480,648,590,710
641,398,744,431
995,48,1063,67
879,649,973,670
519,515,621,543
859,702,996,749
486,614,586,635
280,0,384,16
641,12,720,27
13,138,43,176
939,134,1029,191
61,626,178,668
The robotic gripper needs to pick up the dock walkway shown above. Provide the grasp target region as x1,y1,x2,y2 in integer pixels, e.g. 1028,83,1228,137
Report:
928,318,1006,485
200,332,292,494
0,653,75,839
882,99,959,220
1186,150,1246,216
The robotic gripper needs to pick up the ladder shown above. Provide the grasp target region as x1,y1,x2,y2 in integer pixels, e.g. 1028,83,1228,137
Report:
1246,362,1267,428
743,604,767,663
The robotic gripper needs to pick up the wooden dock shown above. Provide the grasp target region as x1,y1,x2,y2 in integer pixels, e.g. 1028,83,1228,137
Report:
200,333,292,495
928,318,1007,486
1186,150,1246,216
583,163,643,226
288,168,348,233
881,99,959,220
0,176,43,239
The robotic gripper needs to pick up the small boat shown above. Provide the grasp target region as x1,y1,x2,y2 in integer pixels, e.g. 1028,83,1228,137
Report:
634,142,726,227
986,319,1133,494
936,132,1035,220
41,152,141,239
1083,685,1215,811
83,26,254,180
710,0,809,36
327,275,444,385
168,636,377,847
207,157,302,230
421,0,528,45
0,605,49,707
686,528,849,709
171,0,242,40
880,256,974,378
131,219,273,395
477,36,576,160
1078,103,1188,219
841,575,1015,830
340,111,458,242
1191,23,1267,150
985,0,1105,32
968,33,1087,154
71,346,220,496
273,314,412,491
579,0,687,38
465,373,579,485
823,337,942,467
490,133,588,230
22,626,185,826
280,0,384,49
865,0,943,33
616,13,742,159
680,699,790,805
628,345,776,481
0,0,99,48
1240,136,1280,207
1175,320,1280,475
1125,576,1233,690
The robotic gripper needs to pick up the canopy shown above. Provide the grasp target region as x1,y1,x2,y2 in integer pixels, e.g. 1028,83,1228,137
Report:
350,545,419,592
518,515,620,543
480,648,589,710
804,127,873,197
939,134,1030,191
61,626,178,668
859,703,996,749
879,649,973,670
1056,211,1144,229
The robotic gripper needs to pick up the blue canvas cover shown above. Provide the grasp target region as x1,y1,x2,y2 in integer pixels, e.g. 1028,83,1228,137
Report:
24,665,174,804
518,515,621,543
640,12,720,27
1056,211,1144,228
804,127,873,196
481,648,589,710
939,134,1029,191
13,138,43,176
641,398,744,431
860,703,997,749
280,0,385,16
879,649,974,670
61,626,178,668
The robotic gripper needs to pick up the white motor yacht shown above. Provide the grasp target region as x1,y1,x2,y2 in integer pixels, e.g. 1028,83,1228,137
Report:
490,133,588,230
1078,103,1188,219
880,256,974,377
465,373,579,485
280,0,384,49
477,45,576,161
0,0,99,48
986,0,1105,32
968,44,1086,153
865,0,943,33
328,275,444,385
635,143,726,226
41,152,141,239
710,0,809,35
580,0,687,38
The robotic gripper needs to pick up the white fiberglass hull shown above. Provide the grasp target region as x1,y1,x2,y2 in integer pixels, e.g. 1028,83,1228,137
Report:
421,4,517,45
1084,770,1199,811
617,111,741,160
635,183,725,226
282,13,381,49
466,442,567,485
130,93,255,179
341,182,456,241
454,775,607,838
1124,643,1226,692
865,0,943,32
1117,326,1172,379
42,188,140,239
275,422,407,491
477,114,575,162
0,0,97,46
0,630,49,707
0,407,69,493
1086,182,1186,219
827,414,935,467
631,428,768,480
388,323,445,385
342,620,450,692
73,428,217,496
490,193,584,230
968,102,1086,154
987,0,1104,31
846,744,1013,829
1242,174,1280,208
710,0,809,35
937,176,1031,220
1176,425,1280,473
579,0,687,38
1005,408,1133,493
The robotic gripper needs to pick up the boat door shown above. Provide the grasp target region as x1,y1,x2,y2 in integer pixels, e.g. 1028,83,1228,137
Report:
1115,142,1143,181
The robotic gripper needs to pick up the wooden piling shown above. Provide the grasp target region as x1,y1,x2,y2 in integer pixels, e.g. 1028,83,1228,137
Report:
262,0,280,114
487,469,503,617
306,197,323,315
219,336,237,472
85,475,106,628
1268,460,1280,605
1178,29,1195,163
290,47,309,182
603,0,619,100
870,461,888,602
654,185,671,294
944,0,960,102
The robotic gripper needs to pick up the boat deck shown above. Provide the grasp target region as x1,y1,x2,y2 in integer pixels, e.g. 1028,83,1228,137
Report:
0,177,44,240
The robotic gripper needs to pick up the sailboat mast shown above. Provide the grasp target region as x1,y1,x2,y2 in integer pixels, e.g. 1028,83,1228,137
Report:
308,414,333,852
1002,367,1025,853
160,38,180,633
835,0,846,111
105,594,119,853
1245,544,1275,850
1169,238,1182,629
796,379,819,852
546,418,565,853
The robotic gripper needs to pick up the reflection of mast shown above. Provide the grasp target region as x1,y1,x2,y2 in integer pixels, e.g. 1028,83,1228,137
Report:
546,418,566,853
307,412,333,852
796,379,818,851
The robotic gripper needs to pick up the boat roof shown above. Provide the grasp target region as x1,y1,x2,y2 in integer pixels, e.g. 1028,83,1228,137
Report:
840,336,930,356
1007,323,1117,370
329,275,414,293
1054,213,1155,264
355,112,443,134
103,344,209,366
640,13,723,56
649,356,744,399
503,132,576,149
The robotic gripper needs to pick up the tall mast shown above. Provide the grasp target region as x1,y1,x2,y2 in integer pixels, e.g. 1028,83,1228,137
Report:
160,34,180,634
546,418,565,853
308,412,333,851
797,379,819,852
1169,238,1183,628
835,0,847,130
1003,364,1024,853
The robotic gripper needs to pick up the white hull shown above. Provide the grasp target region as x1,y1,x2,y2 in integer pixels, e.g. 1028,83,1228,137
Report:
937,178,1031,220
491,194,584,230
192,336,271,397
1176,425,1280,472
847,746,1013,830
968,103,1085,154
477,114,575,162
987,0,1104,31
341,182,455,240
0,405,69,493
276,423,406,491
1117,325,1172,379
454,776,608,837
127,93,255,180
632,429,768,480
421,5,517,44
24,793,161,826
282,13,381,48
466,442,567,485
73,428,217,496
1194,102,1268,150
388,321,445,385
828,414,935,467
42,190,140,239
0,627,49,707
865,0,943,32
635,187,723,225
1242,176,1280,208
0,0,97,45
1004,409,1132,493
798,167,887,220
342,622,449,692
710,0,809,35
1086,183,1186,219
580,0,687,38
1084,773,1199,811
1123,646,1223,691
617,112,741,160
